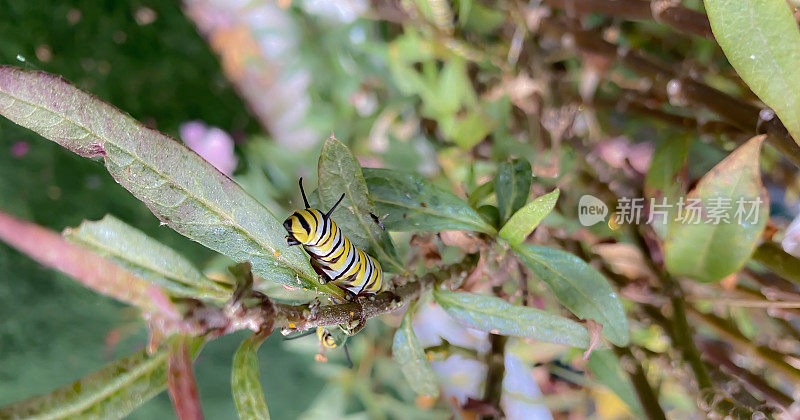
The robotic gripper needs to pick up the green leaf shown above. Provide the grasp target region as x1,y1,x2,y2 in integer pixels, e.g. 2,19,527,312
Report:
0,338,204,419
665,135,769,282
499,189,560,245
496,158,532,224
64,215,228,301
644,136,691,202
513,245,629,346
644,136,692,238
232,331,271,420
705,0,800,144
467,179,495,208
318,136,405,273
587,350,643,417
392,302,439,398
449,111,493,150
434,290,591,348
430,58,468,118
0,67,332,294
363,168,495,234
477,204,501,228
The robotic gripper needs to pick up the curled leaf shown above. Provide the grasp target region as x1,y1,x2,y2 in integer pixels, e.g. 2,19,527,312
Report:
392,302,440,398
232,331,272,420
582,319,603,360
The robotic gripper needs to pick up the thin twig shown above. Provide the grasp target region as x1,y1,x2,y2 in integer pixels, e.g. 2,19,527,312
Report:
538,17,800,167
542,0,713,39
688,307,800,384
613,346,668,420
699,340,794,410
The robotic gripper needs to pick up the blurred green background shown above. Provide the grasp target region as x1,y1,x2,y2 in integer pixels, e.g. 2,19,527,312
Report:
0,1,324,417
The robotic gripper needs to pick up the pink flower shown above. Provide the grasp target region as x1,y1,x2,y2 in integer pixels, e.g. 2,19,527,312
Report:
179,121,237,176
11,141,29,158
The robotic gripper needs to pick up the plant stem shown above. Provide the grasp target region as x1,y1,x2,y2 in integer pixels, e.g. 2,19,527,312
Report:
613,346,667,420
537,17,800,167
179,254,480,340
698,340,793,409
481,334,508,419
542,0,713,38
688,307,800,384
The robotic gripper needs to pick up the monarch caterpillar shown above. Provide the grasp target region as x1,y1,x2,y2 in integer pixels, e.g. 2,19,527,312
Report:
283,178,383,298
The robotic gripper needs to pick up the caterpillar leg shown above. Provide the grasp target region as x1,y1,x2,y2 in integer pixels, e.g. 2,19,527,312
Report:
310,264,332,285
340,299,367,336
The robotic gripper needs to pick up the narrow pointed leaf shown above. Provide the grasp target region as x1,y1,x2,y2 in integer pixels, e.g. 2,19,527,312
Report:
434,290,591,348
363,168,494,234
318,136,404,273
64,215,228,301
513,244,629,346
0,338,203,419
496,158,532,223
705,0,800,143
232,331,271,420
0,209,159,311
0,67,335,294
665,136,769,282
392,303,439,398
168,336,205,420
587,350,644,417
467,180,495,208
499,189,560,245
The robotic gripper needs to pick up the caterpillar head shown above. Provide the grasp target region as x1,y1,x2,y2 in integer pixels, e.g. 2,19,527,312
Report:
284,209,323,245
284,178,344,246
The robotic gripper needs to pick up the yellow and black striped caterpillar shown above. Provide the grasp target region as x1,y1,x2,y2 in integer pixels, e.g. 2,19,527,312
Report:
283,179,383,298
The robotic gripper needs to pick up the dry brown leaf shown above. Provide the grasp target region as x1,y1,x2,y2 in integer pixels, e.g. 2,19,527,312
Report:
440,230,482,253
593,242,657,282
582,319,604,360
410,234,442,268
